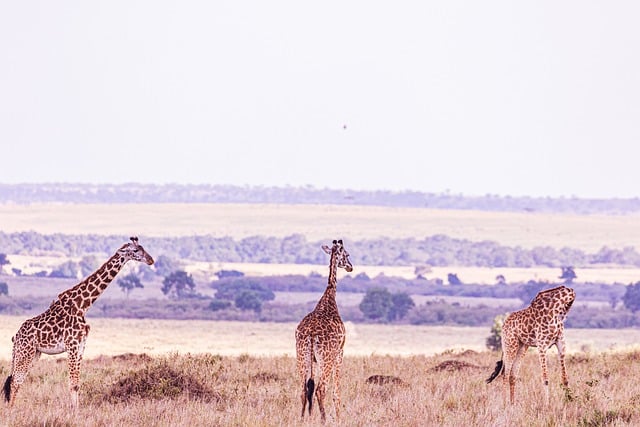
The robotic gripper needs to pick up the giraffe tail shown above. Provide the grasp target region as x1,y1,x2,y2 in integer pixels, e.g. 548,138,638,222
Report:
3,375,11,403
306,378,315,414
486,360,503,384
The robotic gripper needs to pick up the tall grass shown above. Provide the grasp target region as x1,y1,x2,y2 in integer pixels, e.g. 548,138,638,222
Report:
1,350,639,426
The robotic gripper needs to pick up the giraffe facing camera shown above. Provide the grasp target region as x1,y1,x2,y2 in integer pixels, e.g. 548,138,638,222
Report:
3,237,154,409
486,285,576,404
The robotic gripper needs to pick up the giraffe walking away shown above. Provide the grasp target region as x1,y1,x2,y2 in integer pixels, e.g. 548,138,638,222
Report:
3,237,154,409
295,239,353,422
486,285,576,404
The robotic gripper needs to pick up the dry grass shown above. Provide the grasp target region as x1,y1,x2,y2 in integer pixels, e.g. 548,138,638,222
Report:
1,202,639,251
1,350,640,426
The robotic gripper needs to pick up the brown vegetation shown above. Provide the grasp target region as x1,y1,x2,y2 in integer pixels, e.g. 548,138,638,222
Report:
1,350,640,426
365,374,407,386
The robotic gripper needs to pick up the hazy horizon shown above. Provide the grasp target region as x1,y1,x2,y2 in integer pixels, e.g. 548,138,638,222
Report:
2,2,639,199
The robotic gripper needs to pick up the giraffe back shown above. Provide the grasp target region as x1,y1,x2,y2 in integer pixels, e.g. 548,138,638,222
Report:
503,285,575,348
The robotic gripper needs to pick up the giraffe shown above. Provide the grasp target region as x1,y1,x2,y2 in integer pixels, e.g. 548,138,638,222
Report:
486,285,576,404
3,237,154,409
295,239,353,422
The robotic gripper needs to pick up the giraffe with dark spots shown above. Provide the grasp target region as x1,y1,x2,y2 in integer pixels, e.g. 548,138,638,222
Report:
295,239,353,422
3,237,154,409
487,285,576,404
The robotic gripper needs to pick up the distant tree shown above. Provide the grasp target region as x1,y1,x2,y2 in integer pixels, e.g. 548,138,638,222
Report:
213,279,275,303
0,282,8,296
517,281,548,304
559,267,577,284
118,273,144,298
49,261,79,279
495,274,506,285
208,299,232,311
353,272,370,281
0,254,10,274
214,270,244,279
447,273,462,285
235,291,263,312
388,293,415,321
162,270,196,299
79,255,103,278
154,255,182,277
359,288,393,321
486,314,505,351
414,265,432,279
622,282,640,313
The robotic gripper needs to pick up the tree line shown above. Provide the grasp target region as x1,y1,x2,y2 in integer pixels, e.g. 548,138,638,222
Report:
4,269,640,329
1,183,639,213
2,231,640,269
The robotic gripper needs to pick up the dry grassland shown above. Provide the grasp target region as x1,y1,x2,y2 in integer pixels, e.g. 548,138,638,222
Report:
1,202,639,251
2,317,640,425
1,347,640,426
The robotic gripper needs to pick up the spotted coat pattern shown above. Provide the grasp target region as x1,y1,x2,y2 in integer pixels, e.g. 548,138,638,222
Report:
3,237,154,409
295,240,353,422
487,285,576,404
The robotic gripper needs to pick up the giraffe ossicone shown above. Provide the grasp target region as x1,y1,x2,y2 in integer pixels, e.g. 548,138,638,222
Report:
295,239,353,422
3,237,154,409
486,285,575,404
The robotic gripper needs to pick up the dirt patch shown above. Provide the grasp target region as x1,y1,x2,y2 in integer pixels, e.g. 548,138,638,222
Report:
251,372,281,383
429,360,480,372
366,375,407,386
105,360,221,403
112,353,153,363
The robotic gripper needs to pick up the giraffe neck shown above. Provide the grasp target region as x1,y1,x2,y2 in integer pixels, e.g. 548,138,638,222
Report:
58,251,127,315
315,250,339,313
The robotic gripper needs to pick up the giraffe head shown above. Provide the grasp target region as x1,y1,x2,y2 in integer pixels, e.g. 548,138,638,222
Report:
322,239,353,272
557,285,576,315
117,236,155,265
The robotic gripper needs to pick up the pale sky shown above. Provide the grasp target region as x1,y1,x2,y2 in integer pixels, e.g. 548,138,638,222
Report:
1,1,639,198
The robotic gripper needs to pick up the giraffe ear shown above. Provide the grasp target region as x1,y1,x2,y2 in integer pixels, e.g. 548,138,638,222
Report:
322,245,332,254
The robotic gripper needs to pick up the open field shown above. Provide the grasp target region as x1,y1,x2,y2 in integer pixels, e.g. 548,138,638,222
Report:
1,202,639,251
2,316,639,359
1,340,640,425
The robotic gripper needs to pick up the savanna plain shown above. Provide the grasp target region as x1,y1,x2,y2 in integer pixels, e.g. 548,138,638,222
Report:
2,202,640,425
1,319,640,426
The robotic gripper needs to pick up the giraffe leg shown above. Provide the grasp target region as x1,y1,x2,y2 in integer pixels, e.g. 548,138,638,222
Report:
505,344,526,405
5,346,40,408
556,338,569,387
332,348,344,420
314,349,328,422
296,338,314,418
538,348,550,403
67,347,84,409
67,327,89,410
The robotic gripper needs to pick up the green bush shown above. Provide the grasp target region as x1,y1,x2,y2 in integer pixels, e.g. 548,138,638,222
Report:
486,314,505,351
208,299,232,311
